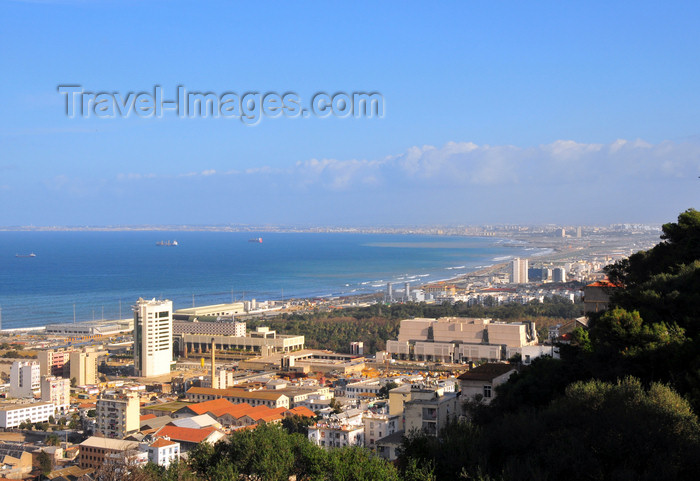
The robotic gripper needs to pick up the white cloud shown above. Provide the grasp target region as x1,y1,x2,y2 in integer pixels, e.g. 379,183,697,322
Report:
111,138,700,192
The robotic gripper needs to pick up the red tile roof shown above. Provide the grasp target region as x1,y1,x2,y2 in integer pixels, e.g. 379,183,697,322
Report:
156,425,219,444
186,398,238,416
286,406,316,418
150,438,178,448
586,280,621,287
140,414,157,422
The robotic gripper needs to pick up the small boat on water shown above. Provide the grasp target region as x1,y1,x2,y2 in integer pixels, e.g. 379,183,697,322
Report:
248,237,263,243
156,240,178,246
16,253,36,258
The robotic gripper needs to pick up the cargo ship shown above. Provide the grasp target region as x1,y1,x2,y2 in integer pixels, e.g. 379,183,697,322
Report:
248,237,263,243
156,240,178,246
15,253,36,258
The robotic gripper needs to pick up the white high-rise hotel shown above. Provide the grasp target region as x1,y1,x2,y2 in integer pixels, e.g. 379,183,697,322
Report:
511,258,529,284
133,298,173,377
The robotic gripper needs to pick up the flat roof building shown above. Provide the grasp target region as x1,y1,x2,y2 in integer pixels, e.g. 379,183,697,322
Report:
134,298,173,378
9,361,40,399
78,436,141,470
386,317,537,363
97,391,140,439
0,402,54,429
173,302,247,320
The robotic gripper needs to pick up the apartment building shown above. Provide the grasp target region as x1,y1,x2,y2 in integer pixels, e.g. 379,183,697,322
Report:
0,402,55,429
308,421,364,450
96,391,140,439
9,361,40,398
403,386,458,436
37,349,72,377
142,438,180,468
363,413,401,449
41,375,71,413
457,363,516,405
78,437,142,470
69,348,100,386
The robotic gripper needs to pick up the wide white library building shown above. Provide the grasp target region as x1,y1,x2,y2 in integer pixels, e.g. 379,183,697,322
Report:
386,317,538,363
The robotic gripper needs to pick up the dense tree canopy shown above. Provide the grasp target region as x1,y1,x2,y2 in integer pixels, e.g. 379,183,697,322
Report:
133,424,400,481
247,296,582,353
400,378,700,481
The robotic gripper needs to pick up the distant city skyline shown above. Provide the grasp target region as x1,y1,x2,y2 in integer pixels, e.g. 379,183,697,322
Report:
1,1,698,226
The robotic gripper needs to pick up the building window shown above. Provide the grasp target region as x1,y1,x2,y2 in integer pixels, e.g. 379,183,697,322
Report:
483,385,492,398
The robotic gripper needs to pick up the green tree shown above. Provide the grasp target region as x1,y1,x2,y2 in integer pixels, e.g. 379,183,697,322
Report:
403,458,437,481
570,326,591,352
45,434,60,446
38,450,53,475
401,378,700,481
281,414,317,436
326,446,400,481
377,381,399,399
329,397,343,414
87,409,96,418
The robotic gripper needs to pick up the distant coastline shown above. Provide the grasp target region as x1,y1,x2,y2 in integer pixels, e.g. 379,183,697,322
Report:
0,231,534,330
0,229,659,330
0,223,661,235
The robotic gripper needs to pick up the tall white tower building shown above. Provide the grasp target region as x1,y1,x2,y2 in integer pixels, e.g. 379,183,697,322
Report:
510,258,529,284
133,298,173,378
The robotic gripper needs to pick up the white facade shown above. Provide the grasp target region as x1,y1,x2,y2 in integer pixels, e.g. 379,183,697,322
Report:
41,376,71,413
511,258,529,284
363,413,401,449
134,298,173,378
506,344,560,364
9,361,40,398
387,318,537,363
143,439,180,468
552,267,566,283
458,364,517,405
344,379,384,400
0,402,54,428
308,421,364,449
404,389,458,436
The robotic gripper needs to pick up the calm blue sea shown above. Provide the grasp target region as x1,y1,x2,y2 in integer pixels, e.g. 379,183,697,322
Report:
0,231,539,330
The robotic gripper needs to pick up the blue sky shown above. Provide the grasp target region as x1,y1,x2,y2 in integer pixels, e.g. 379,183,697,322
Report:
1,0,699,226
